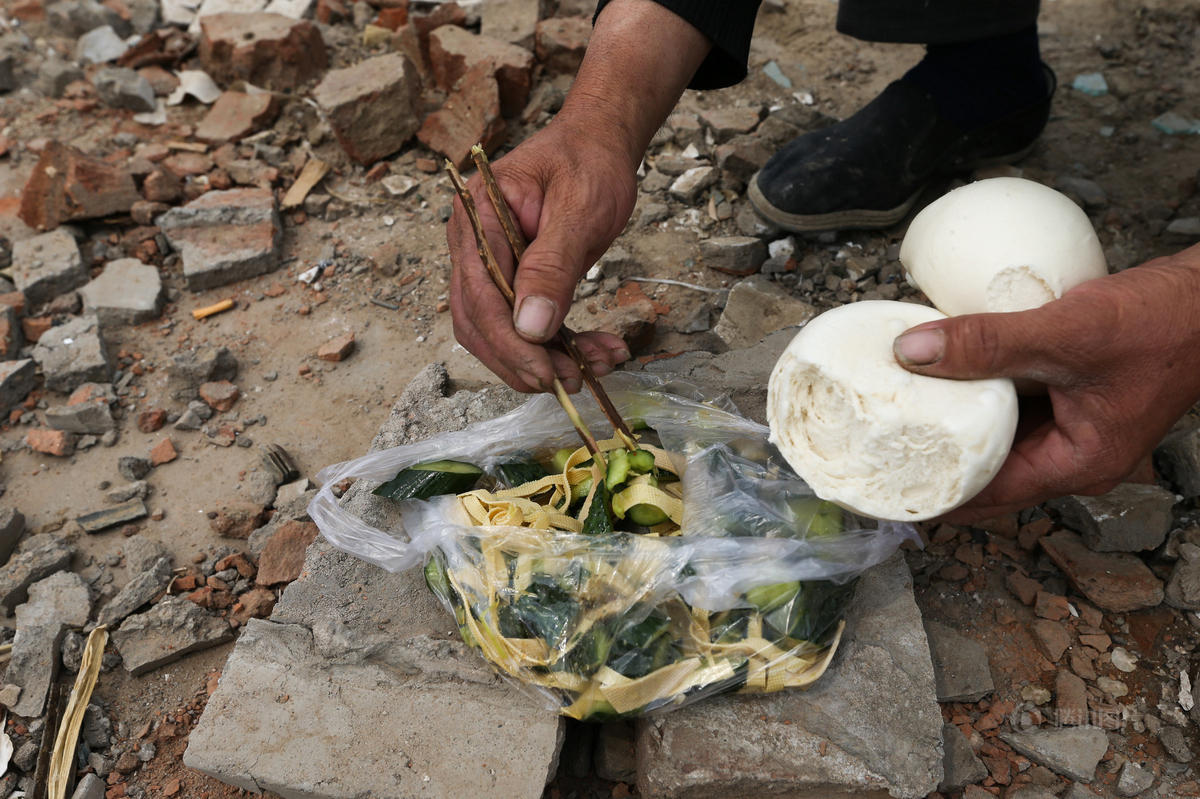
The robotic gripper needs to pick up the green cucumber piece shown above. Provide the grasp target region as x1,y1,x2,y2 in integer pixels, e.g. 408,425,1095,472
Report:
744,581,800,613
605,449,630,491
551,448,574,473
571,476,593,504
582,482,615,536
627,504,669,526
627,449,656,474
423,557,451,604
496,460,550,488
789,498,843,538
373,460,482,501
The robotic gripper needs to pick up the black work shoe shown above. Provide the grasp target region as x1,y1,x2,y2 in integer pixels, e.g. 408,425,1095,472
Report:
748,67,1056,233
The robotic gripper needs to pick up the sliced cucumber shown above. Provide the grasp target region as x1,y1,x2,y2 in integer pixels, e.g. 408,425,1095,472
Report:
582,482,614,536
496,460,549,488
744,581,800,613
604,449,630,491
627,504,669,526
627,449,656,474
373,459,482,501
570,476,593,504
551,448,574,473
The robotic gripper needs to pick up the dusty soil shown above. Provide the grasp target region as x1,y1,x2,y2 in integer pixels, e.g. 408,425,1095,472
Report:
0,0,1197,796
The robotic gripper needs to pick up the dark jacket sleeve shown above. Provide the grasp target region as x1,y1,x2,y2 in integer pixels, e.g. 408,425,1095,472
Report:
592,0,762,90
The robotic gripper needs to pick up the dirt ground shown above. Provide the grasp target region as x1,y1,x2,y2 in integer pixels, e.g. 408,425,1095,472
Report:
0,0,1198,796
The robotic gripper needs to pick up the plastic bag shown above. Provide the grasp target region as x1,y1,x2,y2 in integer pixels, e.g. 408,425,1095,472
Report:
310,374,917,719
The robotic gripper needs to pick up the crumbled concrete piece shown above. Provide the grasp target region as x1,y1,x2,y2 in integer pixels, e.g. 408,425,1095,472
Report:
717,135,774,183
185,364,564,796
0,360,37,414
478,0,540,48
45,395,115,434
0,684,19,708
256,520,318,585
1048,483,1176,552
35,59,85,98
211,502,270,540
157,189,282,291
313,53,421,165
199,12,327,90
112,596,235,675
1040,530,1164,612
668,166,717,204
1159,725,1193,763
534,16,589,73
11,228,86,306
123,535,169,573
70,772,105,799
428,25,533,116
1001,727,1108,782
76,499,148,534
637,553,942,799
940,722,987,792
924,620,994,702
93,67,156,111
0,536,76,611
118,456,152,482
19,142,141,232
316,333,355,362
195,91,281,143
699,106,763,141
48,0,131,36
1156,424,1200,498
13,740,38,772
79,258,164,326
5,571,90,717
700,236,767,276
418,63,506,169
76,25,128,63
98,556,173,627
0,508,26,568
1165,544,1200,611
168,347,238,402
713,276,816,349
27,428,77,457
199,380,239,411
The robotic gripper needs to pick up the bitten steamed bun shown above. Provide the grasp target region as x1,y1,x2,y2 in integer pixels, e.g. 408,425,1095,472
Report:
767,301,1018,522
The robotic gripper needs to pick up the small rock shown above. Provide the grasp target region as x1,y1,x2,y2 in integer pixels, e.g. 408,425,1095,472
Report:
1000,727,1108,783
939,722,987,792
700,236,767,276
46,395,115,435
137,409,167,433
119,456,152,482
1035,591,1071,620
111,596,235,675
1071,72,1108,96
534,16,590,74
79,258,164,326
76,25,128,63
123,535,169,573
1158,725,1193,763
0,508,26,568
0,360,38,415
76,500,148,534
199,380,240,412
317,333,355,362
668,166,717,204
1047,483,1176,552
195,91,281,143
1096,675,1128,699
1110,646,1137,672
1155,425,1200,498
209,503,269,539
1116,761,1154,797
97,556,173,627
1165,547,1200,610
168,347,238,402
31,315,113,394
1006,570,1043,605
149,438,178,466
256,520,318,585
713,276,815,349
1030,619,1072,662
93,66,157,111
231,586,276,625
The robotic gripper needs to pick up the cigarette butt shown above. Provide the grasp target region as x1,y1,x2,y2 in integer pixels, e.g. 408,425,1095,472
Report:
192,299,234,320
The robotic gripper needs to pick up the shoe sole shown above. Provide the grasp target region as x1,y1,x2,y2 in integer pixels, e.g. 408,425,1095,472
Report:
747,140,1038,234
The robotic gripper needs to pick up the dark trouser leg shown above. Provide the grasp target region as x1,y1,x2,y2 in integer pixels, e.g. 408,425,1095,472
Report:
836,0,1040,45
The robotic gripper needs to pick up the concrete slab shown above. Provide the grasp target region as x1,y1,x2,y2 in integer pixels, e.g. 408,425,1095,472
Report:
635,554,943,799
185,364,565,798
79,258,164,326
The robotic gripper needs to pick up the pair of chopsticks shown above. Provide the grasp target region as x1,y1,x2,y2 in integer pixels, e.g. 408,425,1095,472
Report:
445,146,639,459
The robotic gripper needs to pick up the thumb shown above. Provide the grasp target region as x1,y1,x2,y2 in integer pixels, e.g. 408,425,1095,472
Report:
892,309,1070,384
510,225,588,344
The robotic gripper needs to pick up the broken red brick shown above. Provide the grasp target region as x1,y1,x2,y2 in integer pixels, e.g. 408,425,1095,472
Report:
1005,570,1042,606
199,13,328,91
1034,591,1071,621
428,25,534,116
19,141,141,231
316,332,355,362
172,574,200,593
374,5,408,30
312,53,421,165
215,551,257,579
535,17,591,74
28,428,76,456
142,169,182,203
417,62,506,169
199,380,240,412
187,585,235,610
20,316,52,343
256,520,319,585
209,502,268,539
0,293,26,317
315,0,348,24
195,92,281,144
149,437,178,466
162,152,214,179
231,586,277,624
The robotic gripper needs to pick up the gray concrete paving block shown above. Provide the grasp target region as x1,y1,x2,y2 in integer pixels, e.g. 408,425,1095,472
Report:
924,620,994,702
79,258,164,326
636,554,943,799
112,595,234,675
31,315,112,394
4,570,90,717
0,535,75,611
186,363,564,798
713,276,815,350
1047,483,1177,552
12,229,86,306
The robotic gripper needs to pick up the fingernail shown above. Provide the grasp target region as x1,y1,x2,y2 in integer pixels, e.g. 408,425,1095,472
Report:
589,360,613,377
562,377,582,394
614,347,631,363
894,328,944,365
514,296,557,340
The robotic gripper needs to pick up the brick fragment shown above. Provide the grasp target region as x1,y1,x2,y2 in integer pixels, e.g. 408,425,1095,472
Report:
316,333,355,362
417,63,506,169
199,380,239,412
149,437,177,466
312,53,421,165
28,428,76,457
199,13,327,91
534,17,590,74
18,141,140,231
428,25,533,116
195,92,281,144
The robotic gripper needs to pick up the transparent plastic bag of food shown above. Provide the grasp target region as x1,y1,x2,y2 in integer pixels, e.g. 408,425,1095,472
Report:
309,374,918,719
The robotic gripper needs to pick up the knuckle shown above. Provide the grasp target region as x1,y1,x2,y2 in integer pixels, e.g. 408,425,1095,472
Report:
957,316,1008,372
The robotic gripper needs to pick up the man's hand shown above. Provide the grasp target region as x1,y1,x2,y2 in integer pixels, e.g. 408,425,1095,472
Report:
446,0,711,393
893,243,1200,522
